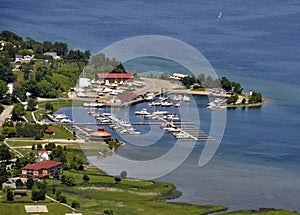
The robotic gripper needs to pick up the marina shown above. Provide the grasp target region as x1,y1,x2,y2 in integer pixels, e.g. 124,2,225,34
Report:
50,93,217,141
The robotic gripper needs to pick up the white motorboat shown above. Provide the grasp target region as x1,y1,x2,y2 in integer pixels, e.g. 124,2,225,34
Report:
83,102,106,108
135,108,151,116
152,110,169,115
182,95,191,102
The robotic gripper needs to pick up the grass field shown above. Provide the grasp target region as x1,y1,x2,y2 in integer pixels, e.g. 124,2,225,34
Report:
0,192,97,215
46,170,228,215
24,111,34,122
43,125,74,139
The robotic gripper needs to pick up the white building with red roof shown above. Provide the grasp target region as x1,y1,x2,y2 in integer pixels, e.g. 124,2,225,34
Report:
20,160,62,179
95,73,134,83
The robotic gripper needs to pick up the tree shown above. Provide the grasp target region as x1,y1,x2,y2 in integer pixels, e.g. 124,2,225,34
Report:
31,185,45,201
220,77,232,92
65,175,75,186
15,178,23,188
26,177,34,189
45,102,54,112
0,53,17,83
12,86,27,102
12,103,25,121
59,194,67,203
241,98,246,105
37,143,43,150
6,188,14,201
82,174,90,182
0,144,12,162
248,92,263,104
226,94,239,104
0,80,8,99
71,199,80,208
61,175,67,184
26,98,37,111
55,190,61,201
104,210,114,215
2,126,17,137
0,30,23,42
31,181,46,201
0,163,9,183
111,63,127,73
181,76,197,89
232,82,243,94
23,80,39,98
114,175,122,184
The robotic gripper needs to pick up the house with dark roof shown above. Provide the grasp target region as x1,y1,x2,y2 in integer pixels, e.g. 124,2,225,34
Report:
95,73,134,83
20,160,62,179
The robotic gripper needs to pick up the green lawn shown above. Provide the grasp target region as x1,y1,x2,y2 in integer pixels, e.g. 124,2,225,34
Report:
38,99,83,111
0,192,96,215
43,125,74,139
24,111,34,122
45,170,227,215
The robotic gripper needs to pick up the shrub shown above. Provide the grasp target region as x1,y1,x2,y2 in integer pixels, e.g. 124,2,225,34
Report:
71,199,80,208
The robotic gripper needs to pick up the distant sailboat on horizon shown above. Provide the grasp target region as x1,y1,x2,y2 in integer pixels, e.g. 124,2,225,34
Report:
218,11,222,20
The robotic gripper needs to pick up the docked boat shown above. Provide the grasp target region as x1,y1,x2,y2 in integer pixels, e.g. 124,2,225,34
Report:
174,132,190,139
182,95,191,102
83,102,106,108
165,114,180,121
135,108,151,116
161,101,173,107
152,110,169,115
60,118,73,124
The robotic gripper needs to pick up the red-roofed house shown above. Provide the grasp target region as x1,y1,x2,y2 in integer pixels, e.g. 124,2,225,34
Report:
20,160,62,179
95,73,134,83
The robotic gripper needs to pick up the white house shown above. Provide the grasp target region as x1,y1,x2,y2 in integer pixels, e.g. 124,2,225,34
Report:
43,52,60,59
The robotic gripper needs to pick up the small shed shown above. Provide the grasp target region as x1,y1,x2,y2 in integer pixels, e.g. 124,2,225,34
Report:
14,189,27,196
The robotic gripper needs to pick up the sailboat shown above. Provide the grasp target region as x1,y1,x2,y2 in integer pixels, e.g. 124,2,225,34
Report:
218,12,222,20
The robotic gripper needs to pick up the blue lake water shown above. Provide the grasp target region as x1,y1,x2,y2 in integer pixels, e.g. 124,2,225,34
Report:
1,0,300,211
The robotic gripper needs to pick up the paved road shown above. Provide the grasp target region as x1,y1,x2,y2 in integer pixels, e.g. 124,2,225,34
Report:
0,105,13,127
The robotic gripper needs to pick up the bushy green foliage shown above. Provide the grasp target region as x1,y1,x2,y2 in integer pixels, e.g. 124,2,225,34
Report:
181,76,199,89
15,122,47,138
2,126,17,137
71,199,80,208
45,102,54,112
59,194,67,203
26,98,37,111
26,177,34,189
0,80,8,99
248,91,263,104
15,178,23,188
12,103,25,120
6,188,14,201
0,163,10,183
105,138,122,150
226,94,239,104
0,144,12,162
82,174,90,182
31,185,45,201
